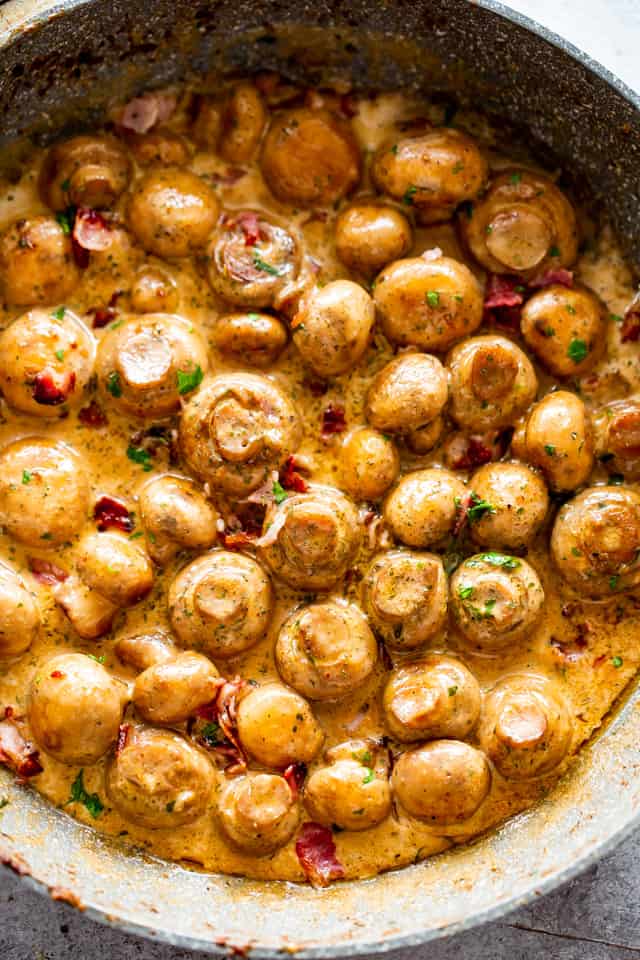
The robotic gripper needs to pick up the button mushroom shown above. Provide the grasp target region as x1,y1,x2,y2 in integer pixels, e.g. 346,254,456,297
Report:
365,353,449,440
521,284,606,378
133,651,221,725
512,390,594,493
335,203,412,277
592,397,640,480
138,475,218,565
340,427,400,501
236,683,324,768
383,468,467,549
0,216,79,306
468,462,550,551
304,739,391,831
40,134,130,211
212,311,288,368
128,167,219,258
291,280,375,378
218,773,299,854
392,740,491,824
0,563,40,660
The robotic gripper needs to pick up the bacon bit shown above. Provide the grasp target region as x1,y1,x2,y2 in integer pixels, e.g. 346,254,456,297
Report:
528,268,574,290
550,633,588,662
321,404,347,438
50,886,85,910
116,723,131,756
221,530,257,551
235,211,261,246
304,376,328,397
339,93,359,118
0,716,43,781
93,495,134,533
211,167,247,187
451,435,493,470
50,670,64,679
621,292,640,342
73,207,113,252
453,492,474,538
484,274,524,310
284,762,308,800
197,677,247,775
28,557,68,585
592,654,607,668
295,822,345,888
78,401,108,428
280,456,309,493
120,91,176,134
32,368,76,405
88,289,122,328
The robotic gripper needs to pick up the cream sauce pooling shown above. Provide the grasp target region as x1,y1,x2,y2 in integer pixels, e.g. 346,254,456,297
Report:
0,84,638,882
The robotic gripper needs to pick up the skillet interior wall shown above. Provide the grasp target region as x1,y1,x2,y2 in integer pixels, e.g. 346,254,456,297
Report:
0,0,639,267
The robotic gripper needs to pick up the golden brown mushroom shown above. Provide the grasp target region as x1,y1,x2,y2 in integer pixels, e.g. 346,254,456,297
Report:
291,280,375,377
592,397,640,480
212,311,288,368
0,216,79,306
138,475,218,565
365,353,449,438
520,284,606,378
133,651,221,725
218,773,299,854
128,167,219,259
512,390,593,493
392,740,491,824
236,683,324,768
334,203,412,277
340,428,400,501
468,462,550,551
0,563,40,660
383,468,467,549
40,134,131,210
304,739,391,831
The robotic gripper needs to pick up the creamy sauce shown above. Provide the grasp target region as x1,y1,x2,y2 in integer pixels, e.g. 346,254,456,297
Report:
0,82,638,883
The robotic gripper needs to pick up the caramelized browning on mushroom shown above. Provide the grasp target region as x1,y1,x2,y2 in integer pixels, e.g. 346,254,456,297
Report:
139,475,218,564
219,773,299,854
392,740,491,824
128,168,219,259
384,468,467,549
304,739,391,830
292,280,375,377
512,390,594,492
0,216,79,306
521,285,606,378
335,203,412,277
236,683,324,768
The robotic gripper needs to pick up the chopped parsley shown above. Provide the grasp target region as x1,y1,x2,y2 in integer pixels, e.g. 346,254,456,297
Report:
126,445,153,471
467,492,496,523
544,444,556,457
402,185,418,206
87,654,105,664
253,252,282,276
51,306,66,320
425,290,440,307
549,245,561,258
468,552,520,570
176,364,204,395
448,686,458,697
510,172,522,185
565,304,576,315
201,722,221,746
610,313,623,323
362,768,375,785
457,584,475,600
68,769,104,819
21,470,31,485
452,161,464,174
106,371,122,398
55,209,74,235
612,655,623,668
0,798,8,810
55,349,65,362
272,480,288,504
567,338,588,364
353,749,372,765
390,144,398,155
609,574,620,591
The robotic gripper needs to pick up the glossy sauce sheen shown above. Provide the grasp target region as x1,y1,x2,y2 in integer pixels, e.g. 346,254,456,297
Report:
0,83,638,883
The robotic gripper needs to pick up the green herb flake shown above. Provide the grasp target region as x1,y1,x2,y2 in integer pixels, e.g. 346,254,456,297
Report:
457,584,474,600
253,252,282,276
176,364,204,395
452,161,464,174
353,749,372,765
510,172,522,185
0,798,9,810
571,547,582,557
608,474,625,485
425,290,440,307
201,722,221,746
390,144,398,155
467,492,496,523
21,469,31,485
60,178,71,192
106,371,122,398
68,769,104,819
565,304,576,315
87,654,105,664
549,245,561,258
469,552,520,570
126,445,153,472
55,349,65,362
610,313,623,323
55,209,73,235
51,306,66,320
402,185,418,206
362,768,375,785
567,338,588,364
273,480,288,504
544,444,556,457
612,655,623,668
609,575,620,591
448,685,458,697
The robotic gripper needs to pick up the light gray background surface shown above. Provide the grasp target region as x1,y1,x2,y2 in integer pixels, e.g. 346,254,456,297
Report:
2,0,640,957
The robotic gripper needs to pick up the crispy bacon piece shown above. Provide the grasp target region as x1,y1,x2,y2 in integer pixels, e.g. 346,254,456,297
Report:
88,289,122,329
446,429,512,471
116,723,131,756
450,435,492,470
235,211,261,246
211,167,247,187
528,268,574,290
283,762,308,800
550,632,588,662
73,207,113,252
321,404,347,438
32,368,76,406
295,822,345,888
304,376,328,397
120,91,176,134
197,677,247,775
28,557,68,585
280,456,309,493
221,530,257,551
484,274,524,310
78,401,108,428
0,713,43,781
49,670,64,679
621,292,640,343
93,495,135,533
452,492,474,538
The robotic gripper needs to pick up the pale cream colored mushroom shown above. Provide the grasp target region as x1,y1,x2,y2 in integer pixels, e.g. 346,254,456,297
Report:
292,280,375,377
133,651,221,725
0,563,40,659
138,475,218,565
383,656,481,742
236,683,324,768
304,739,391,831
512,390,593,493
218,773,299,854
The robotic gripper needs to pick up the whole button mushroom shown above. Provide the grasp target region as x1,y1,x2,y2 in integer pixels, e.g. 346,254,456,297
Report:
450,553,544,653
304,739,392,831
468,462,550,552
335,203,412,277
261,107,360,207
28,653,126,764
448,335,538,432
115,630,177,672
292,280,375,378
521,285,606,378
383,468,467,549
365,353,448,439
512,391,593,493
138,475,218,565
207,211,300,309
127,131,192,168
0,308,96,417
193,82,266,163
133,651,221,725
392,740,491,824
0,216,79,306
179,372,301,498
275,600,377,701
459,169,578,278
373,254,483,352
258,485,361,591
128,167,219,259
40,134,131,211
592,397,640,480
0,563,40,660
478,673,572,780
362,550,447,651
168,551,273,659
550,486,640,598
212,311,288,368
236,683,324,768
0,438,90,546
371,128,488,223
218,773,299,854
96,313,208,419
340,428,400,502
383,655,481,742
130,263,179,314
106,726,214,828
